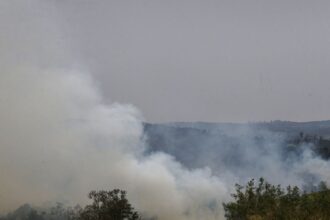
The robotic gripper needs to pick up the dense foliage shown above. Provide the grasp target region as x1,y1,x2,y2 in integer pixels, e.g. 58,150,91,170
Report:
223,178,330,220
78,189,140,220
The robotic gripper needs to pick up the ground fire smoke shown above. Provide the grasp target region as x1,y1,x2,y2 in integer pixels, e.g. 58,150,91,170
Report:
1,1,330,220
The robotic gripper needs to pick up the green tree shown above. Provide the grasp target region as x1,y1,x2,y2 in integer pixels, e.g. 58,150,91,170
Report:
78,189,140,220
223,178,330,220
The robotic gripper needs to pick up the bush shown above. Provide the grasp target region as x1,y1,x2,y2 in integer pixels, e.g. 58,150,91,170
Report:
78,189,140,220
223,178,330,220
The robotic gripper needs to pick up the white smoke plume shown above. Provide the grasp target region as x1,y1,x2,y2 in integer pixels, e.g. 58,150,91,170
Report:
0,67,229,219
0,2,228,219
1,1,330,220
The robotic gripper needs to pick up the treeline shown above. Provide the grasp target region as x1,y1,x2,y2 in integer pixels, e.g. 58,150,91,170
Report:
0,190,140,220
2,179,330,220
288,132,330,159
0,203,79,220
223,178,330,220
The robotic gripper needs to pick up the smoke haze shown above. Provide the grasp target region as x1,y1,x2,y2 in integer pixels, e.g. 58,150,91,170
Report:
0,2,228,219
1,1,330,220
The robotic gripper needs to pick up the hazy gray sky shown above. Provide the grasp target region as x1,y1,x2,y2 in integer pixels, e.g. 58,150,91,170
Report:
5,0,330,122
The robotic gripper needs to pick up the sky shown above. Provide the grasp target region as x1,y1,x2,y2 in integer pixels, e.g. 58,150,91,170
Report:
4,0,330,122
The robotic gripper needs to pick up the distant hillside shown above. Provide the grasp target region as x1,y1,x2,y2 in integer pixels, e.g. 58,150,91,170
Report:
252,120,330,137
144,120,330,173
157,120,330,137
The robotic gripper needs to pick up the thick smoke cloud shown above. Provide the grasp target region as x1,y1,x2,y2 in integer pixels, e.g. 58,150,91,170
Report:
0,2,227,219
0,68,228,219
1,1,330,220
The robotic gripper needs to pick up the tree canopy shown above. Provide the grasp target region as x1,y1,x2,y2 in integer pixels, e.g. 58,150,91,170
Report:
223,178,330,220
78,189,140,220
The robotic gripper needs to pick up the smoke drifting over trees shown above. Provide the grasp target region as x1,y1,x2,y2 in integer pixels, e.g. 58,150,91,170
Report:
1,1,330,220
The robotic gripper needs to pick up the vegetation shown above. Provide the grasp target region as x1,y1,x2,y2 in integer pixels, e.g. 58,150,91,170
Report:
0,203,79,220
223,178,330,220
78,189,140,220
2,180,330,220
0,190,140,220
